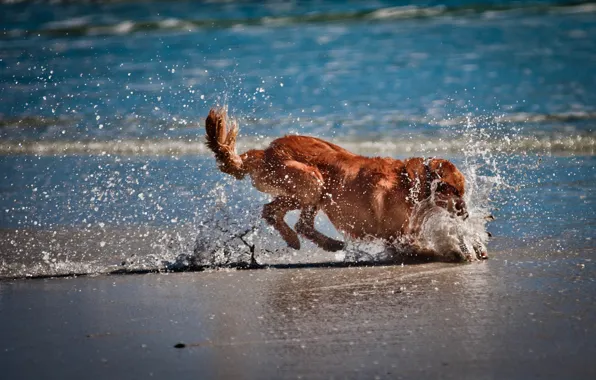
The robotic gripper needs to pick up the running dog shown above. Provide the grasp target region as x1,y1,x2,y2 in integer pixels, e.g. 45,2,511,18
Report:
205,107,487,261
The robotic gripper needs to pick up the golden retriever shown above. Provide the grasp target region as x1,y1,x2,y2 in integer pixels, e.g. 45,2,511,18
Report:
205,107,487,262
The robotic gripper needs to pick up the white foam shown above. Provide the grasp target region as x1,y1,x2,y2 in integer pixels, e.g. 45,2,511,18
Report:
368,5,447,20
1,131,594,157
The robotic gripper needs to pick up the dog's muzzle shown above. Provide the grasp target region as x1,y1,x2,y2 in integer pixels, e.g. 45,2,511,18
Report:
454,198,468,220
436,196,468,219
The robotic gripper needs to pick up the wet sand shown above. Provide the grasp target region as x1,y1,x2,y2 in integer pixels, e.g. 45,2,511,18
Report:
1,245,594,379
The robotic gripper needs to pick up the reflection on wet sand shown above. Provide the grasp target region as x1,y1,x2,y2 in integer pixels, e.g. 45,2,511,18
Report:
191,262,496,377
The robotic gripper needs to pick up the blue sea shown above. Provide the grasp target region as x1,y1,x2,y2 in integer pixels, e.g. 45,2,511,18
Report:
0,0,594,278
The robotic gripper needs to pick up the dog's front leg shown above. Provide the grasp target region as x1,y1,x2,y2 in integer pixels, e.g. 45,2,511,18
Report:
295,206,345,252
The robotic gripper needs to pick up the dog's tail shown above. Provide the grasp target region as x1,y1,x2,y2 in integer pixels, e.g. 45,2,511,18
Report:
205,107,246,179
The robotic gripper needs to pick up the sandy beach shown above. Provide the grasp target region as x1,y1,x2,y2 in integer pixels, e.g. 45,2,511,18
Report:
2,243,594,379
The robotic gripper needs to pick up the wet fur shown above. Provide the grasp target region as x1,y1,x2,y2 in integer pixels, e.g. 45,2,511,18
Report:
205,107,480,261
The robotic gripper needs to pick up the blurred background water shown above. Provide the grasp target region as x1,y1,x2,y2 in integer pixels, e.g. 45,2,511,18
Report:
0,0,594,278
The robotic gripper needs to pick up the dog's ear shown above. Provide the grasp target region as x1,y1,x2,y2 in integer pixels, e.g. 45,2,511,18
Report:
436,181,461,197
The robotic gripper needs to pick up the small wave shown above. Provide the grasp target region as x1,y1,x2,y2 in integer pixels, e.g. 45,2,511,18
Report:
2,110,595,129
496,111,596,123
556,2,596,14
367,5,448,20
3,2,596,39
1,133,594,156
0,115,79,129
336,110,596,128
1,111,595,132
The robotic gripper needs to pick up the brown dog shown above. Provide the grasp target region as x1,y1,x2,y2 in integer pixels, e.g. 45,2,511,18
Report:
205,107,486,261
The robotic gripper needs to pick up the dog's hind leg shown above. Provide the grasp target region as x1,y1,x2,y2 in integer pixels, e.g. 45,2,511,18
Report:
296,206,345,252
262,197,301,250
258,158,327,250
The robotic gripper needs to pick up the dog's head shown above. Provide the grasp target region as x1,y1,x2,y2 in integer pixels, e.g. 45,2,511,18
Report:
434,181,468,219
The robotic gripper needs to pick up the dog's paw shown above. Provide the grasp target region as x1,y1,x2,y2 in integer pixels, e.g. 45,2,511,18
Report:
286,237,301,250
456,238,488,261
473,243,488,260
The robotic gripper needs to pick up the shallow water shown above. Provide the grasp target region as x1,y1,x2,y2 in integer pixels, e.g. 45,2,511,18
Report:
1,0,595,278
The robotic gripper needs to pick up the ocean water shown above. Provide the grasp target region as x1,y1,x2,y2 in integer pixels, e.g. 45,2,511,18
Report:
0,0,594,278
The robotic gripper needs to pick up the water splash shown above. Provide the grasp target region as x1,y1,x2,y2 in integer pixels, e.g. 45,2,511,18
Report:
184,115,508,266
0,105,548,279
401,114,510,261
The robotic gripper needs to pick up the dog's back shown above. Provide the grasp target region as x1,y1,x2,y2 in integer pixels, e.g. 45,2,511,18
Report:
264,135,356,164
259,135,466,238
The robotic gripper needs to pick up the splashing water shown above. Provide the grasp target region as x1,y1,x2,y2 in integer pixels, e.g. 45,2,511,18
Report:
3,0,593,278
0,102,536,279
182,111,514,267
392,114,513,262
